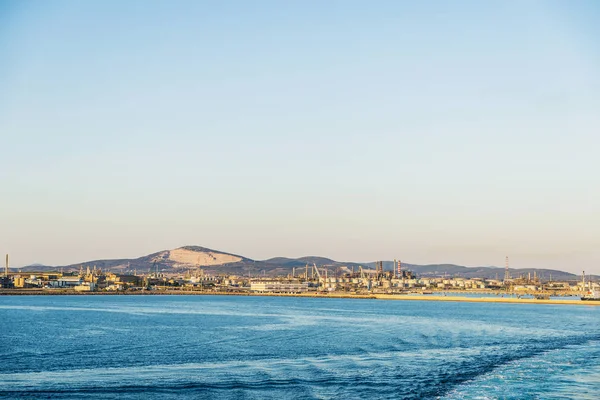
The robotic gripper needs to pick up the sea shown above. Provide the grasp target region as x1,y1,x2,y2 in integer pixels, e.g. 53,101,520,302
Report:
1,295,599,399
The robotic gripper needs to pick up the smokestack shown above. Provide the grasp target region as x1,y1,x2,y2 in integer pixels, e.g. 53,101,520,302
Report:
5,254,8,277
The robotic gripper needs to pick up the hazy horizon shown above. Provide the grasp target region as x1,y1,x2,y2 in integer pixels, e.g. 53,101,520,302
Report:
2,1,599,273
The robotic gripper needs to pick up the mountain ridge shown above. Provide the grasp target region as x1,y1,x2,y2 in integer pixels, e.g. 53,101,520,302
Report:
11,245,590,281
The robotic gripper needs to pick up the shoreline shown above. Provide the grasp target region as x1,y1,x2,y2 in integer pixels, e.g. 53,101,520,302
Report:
1,289,598,305
374,294,600,305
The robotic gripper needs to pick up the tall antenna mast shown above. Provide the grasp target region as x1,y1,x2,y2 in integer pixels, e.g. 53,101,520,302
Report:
504,256,510,282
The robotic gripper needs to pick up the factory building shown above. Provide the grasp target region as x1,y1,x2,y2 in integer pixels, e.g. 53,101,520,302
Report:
74,282,97,292
51,276,83,288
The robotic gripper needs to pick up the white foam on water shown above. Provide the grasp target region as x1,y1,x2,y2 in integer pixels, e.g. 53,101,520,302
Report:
0,344,521,387
441,340,600,399
3,296,600,398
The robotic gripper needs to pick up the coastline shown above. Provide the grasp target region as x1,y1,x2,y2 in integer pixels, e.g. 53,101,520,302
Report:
1,289,598,305
374,294,599,305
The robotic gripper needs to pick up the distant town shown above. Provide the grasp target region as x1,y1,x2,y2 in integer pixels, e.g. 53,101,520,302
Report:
1,252,596,300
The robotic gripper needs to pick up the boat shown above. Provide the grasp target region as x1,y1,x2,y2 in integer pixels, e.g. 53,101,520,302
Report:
581,289,600,301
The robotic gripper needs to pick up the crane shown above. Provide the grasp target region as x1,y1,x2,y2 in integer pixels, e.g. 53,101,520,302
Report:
359,266,365,280
313,263,322,281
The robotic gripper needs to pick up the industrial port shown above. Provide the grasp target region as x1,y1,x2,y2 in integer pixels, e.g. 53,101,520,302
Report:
1,254,597,303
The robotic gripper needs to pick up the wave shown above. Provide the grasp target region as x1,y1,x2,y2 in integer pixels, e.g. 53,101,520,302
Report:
3,334,599,399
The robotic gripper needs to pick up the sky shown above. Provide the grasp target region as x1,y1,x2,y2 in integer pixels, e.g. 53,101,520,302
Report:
1,0,599,273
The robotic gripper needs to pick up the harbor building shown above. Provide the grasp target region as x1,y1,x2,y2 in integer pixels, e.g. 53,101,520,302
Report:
250,280,309,294
51,276,83,288
74,282,97,292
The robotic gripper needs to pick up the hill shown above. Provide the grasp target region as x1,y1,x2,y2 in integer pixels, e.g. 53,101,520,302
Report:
44,245,253,274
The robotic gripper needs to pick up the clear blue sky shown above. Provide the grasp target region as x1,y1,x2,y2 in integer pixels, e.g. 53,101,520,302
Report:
1,0,599,273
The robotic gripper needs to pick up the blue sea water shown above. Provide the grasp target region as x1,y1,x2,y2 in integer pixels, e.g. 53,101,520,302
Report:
1,295,599,399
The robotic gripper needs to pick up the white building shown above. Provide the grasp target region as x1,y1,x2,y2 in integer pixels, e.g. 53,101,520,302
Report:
74,282,97,292
250,281,308,293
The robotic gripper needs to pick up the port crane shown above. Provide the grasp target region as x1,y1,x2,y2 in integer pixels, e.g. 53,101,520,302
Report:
312,263,322,281
359,266,366,280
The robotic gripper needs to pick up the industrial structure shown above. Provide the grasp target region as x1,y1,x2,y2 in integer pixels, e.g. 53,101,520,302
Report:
0,254,595,297
250,281,308,294
0,254,12,288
